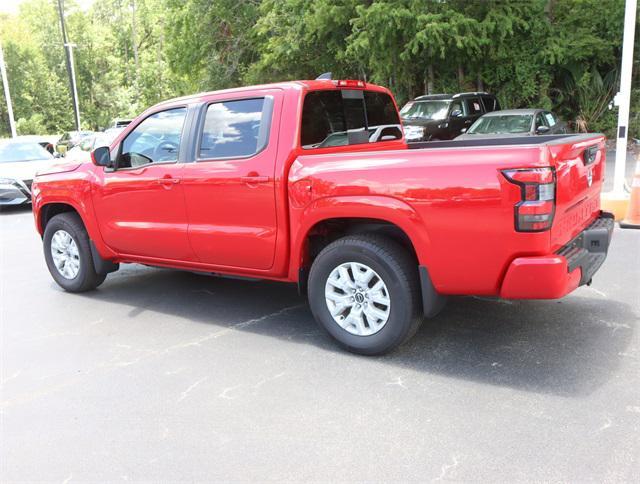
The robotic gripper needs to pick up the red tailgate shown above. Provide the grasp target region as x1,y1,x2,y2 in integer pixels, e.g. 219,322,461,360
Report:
547,135,606,251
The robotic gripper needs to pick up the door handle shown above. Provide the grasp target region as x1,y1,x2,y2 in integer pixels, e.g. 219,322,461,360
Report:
156,176,181,185
240,175,270,184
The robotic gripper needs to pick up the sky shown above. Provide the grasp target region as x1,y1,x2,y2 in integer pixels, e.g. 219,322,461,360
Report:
0,0,95,15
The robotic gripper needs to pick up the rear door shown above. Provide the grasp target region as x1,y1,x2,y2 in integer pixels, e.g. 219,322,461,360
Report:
181,91,282,270
548,135,606,250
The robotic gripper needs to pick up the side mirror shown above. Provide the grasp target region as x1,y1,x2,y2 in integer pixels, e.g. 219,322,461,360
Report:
451,110,463,118
536,125,550,135
91,146,113,168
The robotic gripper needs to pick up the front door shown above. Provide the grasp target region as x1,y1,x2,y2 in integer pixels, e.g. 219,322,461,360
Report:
92,107,194,261
181,92,282,270
448,99,469,138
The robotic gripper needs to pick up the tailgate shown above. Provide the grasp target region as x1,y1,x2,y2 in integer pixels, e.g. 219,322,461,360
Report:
547,134,606,251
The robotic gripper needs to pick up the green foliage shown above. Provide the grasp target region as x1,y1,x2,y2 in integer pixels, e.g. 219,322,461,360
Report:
0,0,637,138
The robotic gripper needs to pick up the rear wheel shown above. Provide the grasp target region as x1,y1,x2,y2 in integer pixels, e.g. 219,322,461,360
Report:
43,212,106,292
308,235,422,355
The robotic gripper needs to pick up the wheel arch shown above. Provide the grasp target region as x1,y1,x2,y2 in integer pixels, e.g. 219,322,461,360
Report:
290,195,432,281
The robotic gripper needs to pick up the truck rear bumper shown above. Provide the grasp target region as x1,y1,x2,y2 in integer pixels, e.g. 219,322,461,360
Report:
499,211,614,299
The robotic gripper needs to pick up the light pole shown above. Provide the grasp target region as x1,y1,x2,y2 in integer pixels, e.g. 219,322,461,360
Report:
65,42,81,130
602,0,637,220
57,0,81,131
613,0,637,195
0,40,17,138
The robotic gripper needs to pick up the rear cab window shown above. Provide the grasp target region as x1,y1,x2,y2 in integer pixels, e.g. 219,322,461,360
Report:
301,89,402,149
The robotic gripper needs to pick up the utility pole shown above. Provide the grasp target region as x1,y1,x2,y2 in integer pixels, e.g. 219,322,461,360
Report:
57,0,81,131
0,40,17,138
613,0,637,195
131,0,139,85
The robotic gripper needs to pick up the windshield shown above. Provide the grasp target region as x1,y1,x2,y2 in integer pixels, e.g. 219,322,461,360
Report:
467,114,533,134
400,100,451,120
0,142,53,163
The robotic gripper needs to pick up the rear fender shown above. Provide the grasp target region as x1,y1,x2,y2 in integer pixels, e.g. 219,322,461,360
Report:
289,195,432,280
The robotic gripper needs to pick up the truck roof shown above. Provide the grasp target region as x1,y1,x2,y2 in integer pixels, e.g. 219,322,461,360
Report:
155,80,391,108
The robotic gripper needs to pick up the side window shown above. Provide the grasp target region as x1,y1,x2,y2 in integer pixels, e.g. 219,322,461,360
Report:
120,108,186,168
465,98,483,116
544,112,557,126
535,112,548,129
481,96,498,112
198,98,270,159
449,100,464,116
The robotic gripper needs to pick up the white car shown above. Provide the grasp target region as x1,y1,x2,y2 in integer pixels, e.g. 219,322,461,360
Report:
65,128,125,163
0,139,56,205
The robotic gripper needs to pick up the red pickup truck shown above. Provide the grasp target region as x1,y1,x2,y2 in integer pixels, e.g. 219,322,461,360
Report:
32,79,614,355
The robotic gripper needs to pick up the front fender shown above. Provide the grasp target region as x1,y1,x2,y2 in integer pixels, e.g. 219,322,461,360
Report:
32,176,117,261
288,195,432,280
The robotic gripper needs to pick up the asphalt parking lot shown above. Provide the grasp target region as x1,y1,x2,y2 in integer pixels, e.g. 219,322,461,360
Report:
1,166,639,481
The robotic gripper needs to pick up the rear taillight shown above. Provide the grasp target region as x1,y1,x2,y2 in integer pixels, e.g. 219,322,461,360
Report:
502,167,556,232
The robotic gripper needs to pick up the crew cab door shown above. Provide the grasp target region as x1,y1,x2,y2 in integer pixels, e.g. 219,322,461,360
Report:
92,106,195,261
181,91,282,270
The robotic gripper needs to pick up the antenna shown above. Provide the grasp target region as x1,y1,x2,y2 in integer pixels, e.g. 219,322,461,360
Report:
316,72,332,80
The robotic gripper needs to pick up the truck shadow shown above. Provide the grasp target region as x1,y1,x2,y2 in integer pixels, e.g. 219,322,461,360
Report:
0,205,32,215
80,265,634,398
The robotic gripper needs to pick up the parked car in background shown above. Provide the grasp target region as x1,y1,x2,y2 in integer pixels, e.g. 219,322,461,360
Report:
456,109,569,140
55,131,94,155
13,135,60,155
110,119,132,129
65,128,126,163
32,79,611,355
401,92,501,142
0,139,55,205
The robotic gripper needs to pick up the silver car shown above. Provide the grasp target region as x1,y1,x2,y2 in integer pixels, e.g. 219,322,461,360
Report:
0,140,55,205
456,109,569,140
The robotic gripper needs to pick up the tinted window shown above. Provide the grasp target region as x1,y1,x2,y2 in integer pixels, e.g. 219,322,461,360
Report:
120,108,186,168
301,91,347,148
481,96,499,112
301,90,401,149
364,91,400,127
465,98,483,115
199,98,270,159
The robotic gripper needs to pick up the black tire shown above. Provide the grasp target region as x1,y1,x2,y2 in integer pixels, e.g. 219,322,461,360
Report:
307,235,422,355
43,212,106,292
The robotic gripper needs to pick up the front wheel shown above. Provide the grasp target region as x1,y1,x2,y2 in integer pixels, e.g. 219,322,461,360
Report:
308,235,422,355
43,212,106,292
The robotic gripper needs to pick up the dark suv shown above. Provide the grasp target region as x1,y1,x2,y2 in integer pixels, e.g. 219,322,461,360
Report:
400,92,501,142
